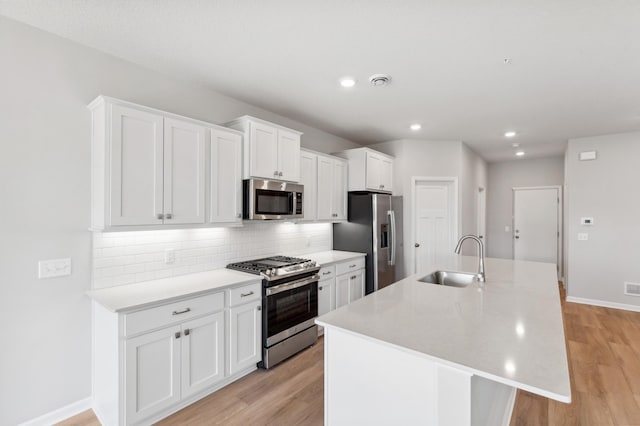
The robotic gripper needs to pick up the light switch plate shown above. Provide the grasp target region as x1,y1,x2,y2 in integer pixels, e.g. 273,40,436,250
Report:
38,258,72,279
577,233,589,241
164,248,176,264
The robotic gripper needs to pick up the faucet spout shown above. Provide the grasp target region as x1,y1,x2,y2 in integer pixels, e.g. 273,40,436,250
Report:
454,235,486,282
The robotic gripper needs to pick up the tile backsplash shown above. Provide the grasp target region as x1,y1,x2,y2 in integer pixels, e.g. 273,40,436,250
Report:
92,222,332,289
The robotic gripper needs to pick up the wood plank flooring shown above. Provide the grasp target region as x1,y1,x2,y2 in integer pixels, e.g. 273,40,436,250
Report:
60,286,640,426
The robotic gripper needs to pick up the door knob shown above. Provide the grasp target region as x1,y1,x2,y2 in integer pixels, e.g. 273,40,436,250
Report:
414,243,420,247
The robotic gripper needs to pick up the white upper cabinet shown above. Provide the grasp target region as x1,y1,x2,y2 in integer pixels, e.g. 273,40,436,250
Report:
108,104,164,226
209,129,242,224
334,147,394,193
299,150,318,221
89,96,243,230
226,116,302,182
163,118,206,225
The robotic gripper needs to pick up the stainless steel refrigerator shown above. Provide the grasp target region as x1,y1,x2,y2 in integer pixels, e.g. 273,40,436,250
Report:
333,192,404,294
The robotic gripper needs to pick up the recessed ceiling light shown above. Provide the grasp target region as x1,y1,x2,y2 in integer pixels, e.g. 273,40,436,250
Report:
339,78,356,88
504,131,517,138
511,142,520,148
515,151,525,157
410,124,422,131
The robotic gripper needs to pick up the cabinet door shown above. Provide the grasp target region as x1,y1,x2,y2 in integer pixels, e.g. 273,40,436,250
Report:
163,118,206,224
125,325,181,424
277,129,301,182
299,151,317,221
110,104,164,226
335,274,350,309
333,160,348,220
348,270,365,303
210,129,242,223
317,156,334,220
249,121,278,179
318,278,335,316
365,152,382,191
380,157,393,192
181,312,225,399
229,301,262,375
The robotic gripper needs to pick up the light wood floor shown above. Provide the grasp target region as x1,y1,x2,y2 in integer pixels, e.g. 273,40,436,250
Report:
60,286,640,426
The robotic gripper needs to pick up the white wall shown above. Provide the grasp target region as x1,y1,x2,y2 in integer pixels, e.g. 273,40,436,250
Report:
565,132,640,309
486,157,565,260
0,16,358,425
370,140,487,273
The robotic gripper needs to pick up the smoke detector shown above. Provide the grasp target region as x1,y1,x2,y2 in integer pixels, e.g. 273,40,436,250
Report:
369,74,391,86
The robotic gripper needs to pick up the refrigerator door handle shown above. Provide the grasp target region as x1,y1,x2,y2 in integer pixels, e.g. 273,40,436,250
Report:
388,210,397,266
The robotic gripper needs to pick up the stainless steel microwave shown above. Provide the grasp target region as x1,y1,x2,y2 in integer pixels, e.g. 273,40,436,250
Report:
243,179,304,220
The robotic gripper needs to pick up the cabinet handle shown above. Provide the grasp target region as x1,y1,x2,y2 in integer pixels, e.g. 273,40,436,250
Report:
380,184,385,189
323,271,332,275
165,213,173,219
157,213,164,220
349,264,356,268
184,329,190,336
175,332,181,339
257,306,262,311
274,171,279,176
351,275,357,280
240,291,254,297
319,286,323,290
172,308,191,315
237,213,242,218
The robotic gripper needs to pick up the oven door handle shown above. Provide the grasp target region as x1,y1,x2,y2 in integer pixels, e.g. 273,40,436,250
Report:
266,275,320,296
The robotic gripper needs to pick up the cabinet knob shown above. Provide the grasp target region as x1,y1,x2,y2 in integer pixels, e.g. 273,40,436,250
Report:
157,213,164,220
237,213,242,218
165,213,173,219
380,185,385,189
319,286,323,290
257,306,262,311
351,275,357,280
184,329,190,336
415,243,420,248
278,171,283,177
175,332,181,339
274,171,279,176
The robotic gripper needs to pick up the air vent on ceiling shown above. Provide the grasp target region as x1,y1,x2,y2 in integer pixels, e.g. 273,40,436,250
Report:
369,74,391,86
624,282,640,297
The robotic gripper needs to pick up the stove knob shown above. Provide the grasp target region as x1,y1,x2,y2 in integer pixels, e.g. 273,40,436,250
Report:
265,269,271,276
271,268,277,275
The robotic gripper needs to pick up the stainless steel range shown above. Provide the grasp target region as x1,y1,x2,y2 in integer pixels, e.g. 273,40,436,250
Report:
227,256,320,369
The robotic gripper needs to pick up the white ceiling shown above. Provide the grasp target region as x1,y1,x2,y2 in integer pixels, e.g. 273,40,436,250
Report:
2,0,640,162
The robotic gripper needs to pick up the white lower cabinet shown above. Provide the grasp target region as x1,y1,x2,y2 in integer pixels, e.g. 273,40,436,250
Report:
321,258,365,313
318,277,336,316
93,282,262,425
229,300,262,375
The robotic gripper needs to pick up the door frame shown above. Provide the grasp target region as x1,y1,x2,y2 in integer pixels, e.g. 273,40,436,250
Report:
477,186,487,249
512,185,563,279
411,176,460,274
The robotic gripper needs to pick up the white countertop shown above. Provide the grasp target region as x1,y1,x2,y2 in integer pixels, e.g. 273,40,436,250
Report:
316,255,571,403
88,250,366,313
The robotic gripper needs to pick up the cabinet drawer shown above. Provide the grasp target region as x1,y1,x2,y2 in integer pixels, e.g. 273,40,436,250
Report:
336,257,365,275
125,292,224,336
228,282,262,307
319,265,336,279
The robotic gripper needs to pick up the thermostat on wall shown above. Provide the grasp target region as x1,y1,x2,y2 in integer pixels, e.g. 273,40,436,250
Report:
579,151,597,161
581,217,594,226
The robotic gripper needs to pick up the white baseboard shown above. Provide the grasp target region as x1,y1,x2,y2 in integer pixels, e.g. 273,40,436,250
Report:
566,296,640,312
18,397,91,426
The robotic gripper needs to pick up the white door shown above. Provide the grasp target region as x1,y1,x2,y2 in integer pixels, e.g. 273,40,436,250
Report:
299,151,318,221
318,278,335,316
365,152,382,191
414,180,457,274
513,188,560,266
317,156,334,220
348,270,364,303
228,301,262,375
210,129,242,223
181,312,225,399
335,274,350,309
249,122,278,179
110,104,164,226
477,187,486,246
163,118,206,224
125,326,181,424
333,160,348,220
277,129,301,182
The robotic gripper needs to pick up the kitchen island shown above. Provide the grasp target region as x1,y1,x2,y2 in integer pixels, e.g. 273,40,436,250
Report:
315,255,570,426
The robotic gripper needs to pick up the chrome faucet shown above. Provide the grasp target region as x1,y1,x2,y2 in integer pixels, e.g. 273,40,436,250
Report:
454,235,486,283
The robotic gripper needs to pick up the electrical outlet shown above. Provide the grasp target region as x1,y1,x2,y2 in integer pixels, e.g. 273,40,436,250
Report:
38,258,72,279
164,248,176,264
577,233,589,241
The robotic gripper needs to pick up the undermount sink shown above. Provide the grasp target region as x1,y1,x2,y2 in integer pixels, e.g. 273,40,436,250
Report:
418,270,478,288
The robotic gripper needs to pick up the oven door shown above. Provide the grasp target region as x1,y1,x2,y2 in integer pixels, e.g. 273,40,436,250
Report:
264,275,318,347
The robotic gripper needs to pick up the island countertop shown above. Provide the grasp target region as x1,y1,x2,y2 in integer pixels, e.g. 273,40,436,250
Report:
315,255,571,403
